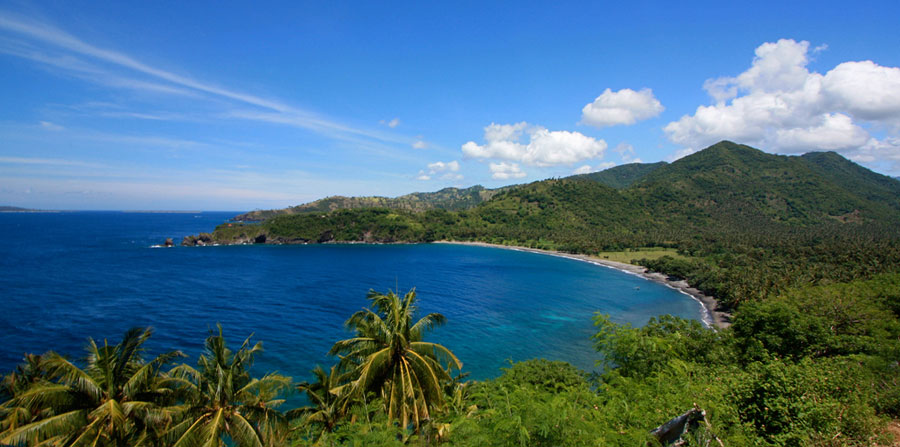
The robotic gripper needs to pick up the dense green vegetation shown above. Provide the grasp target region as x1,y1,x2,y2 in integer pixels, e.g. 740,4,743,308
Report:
4,275,900,445
196,141,900,309
8,140,900,444
231,159,667,222
571,161,667,188
232,185,511,222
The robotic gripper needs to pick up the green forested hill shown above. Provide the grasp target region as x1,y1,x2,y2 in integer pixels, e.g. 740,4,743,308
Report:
232,185,512,221
574,161,667,188
196,141,900,307
799,151,900,210
232,160,675,222
633,142,900,223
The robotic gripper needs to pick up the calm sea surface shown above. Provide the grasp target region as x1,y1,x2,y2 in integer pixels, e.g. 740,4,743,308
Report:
0,211,704,386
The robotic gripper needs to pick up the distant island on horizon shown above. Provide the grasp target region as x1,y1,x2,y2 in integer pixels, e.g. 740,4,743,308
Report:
0,206,40,212
0,207,232,213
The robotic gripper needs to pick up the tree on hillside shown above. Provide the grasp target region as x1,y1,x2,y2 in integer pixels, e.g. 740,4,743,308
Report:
290,364,351,443
0,327,182,447
330,289,462,430
167,325,291,447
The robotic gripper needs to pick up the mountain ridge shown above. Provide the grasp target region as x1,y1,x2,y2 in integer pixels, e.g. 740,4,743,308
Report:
571,161,668,188
231,185,513,221
217,141,900,238
188,141,900,308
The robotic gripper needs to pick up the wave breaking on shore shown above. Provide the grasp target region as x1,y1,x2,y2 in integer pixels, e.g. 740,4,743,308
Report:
435,241,731,329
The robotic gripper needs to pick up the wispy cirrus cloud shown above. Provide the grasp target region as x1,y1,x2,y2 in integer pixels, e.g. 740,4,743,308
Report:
0,10,402,145
0,35,199,97
0,156,106,169
0,13,288,110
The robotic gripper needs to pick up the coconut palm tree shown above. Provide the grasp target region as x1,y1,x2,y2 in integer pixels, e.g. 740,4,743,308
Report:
329,288,462,430
289,364,351,444
0,327,182,447
166,325,291,447
0,354,48,437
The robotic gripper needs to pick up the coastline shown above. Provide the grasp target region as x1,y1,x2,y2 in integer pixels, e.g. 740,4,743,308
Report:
435,240,731,330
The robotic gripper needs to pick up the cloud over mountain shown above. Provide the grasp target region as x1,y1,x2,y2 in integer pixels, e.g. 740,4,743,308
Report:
665,39,900,167
462,122,607,167
489,162,526,179
417,160,462,181
581,88,664,128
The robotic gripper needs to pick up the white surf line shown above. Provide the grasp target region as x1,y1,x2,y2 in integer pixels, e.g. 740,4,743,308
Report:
460,243,715,328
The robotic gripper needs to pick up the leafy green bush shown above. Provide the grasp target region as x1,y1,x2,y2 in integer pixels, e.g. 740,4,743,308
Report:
494,359,588,393
449,361,608,446
731,357,888,446
593,314,731,376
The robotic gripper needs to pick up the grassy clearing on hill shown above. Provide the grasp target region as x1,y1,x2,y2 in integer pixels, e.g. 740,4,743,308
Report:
595,248,687,264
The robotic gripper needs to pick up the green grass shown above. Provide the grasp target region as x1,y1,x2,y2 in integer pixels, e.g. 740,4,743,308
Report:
595,248,686,264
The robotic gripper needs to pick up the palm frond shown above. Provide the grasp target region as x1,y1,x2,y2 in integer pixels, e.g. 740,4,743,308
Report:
172,411,212,447
112,327,154,384
410,313,447,340
410,341,463,371
0,409,88,446
6,383,75,413
42,354,103,402
227,411,264,447
123,350,185,397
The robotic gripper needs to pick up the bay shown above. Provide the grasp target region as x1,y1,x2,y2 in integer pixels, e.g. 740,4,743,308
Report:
0,211,704,386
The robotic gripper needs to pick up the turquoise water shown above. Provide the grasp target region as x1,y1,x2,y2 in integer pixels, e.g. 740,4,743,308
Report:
0,211,704,386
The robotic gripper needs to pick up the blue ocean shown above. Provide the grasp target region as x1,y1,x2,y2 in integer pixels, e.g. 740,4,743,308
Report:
0,211,704,386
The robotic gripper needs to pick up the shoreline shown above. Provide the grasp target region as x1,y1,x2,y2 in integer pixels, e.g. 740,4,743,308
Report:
181,234,731,329
435,240,731,329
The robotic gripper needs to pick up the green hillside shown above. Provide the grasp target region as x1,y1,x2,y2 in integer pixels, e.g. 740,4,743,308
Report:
197,141,900,308
574,161,667,188
232,185,510,221
232,160,675,222
799,151,900,211
633,142,900,223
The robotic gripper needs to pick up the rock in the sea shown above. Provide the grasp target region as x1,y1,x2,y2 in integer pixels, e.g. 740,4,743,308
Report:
181,233,215,246
164,237,174,247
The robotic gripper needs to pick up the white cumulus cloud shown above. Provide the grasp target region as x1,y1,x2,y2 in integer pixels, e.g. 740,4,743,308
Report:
418,160,462,181
462,122,607,167
733,39,812,94
427,160,459,173
664,38,900,167
489,162,526,180
775,113,869,153
581,88,664,128
412,139,428,149
821,61,900,123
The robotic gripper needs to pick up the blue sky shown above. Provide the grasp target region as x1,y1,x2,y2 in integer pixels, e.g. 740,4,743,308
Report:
2,1,900,210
